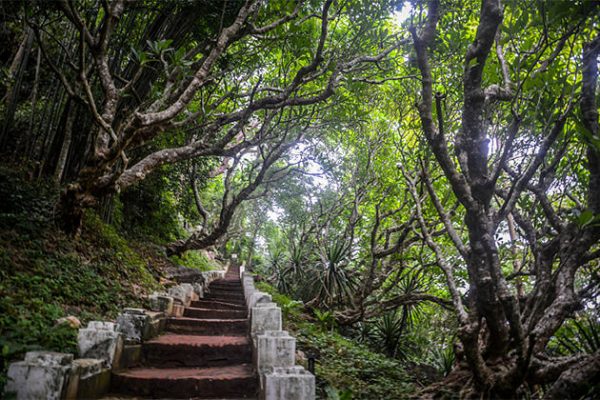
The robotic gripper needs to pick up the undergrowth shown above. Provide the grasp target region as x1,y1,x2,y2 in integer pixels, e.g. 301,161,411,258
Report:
170,250,219,272
0,167,165,392
255,281,414,399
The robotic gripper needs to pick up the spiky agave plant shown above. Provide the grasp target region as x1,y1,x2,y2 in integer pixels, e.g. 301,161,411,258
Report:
284,244,310,298
315,239,357,307
553,314,600,355
372,268,429,359
268,249,291,294
374,309,406,358
353,321,378,346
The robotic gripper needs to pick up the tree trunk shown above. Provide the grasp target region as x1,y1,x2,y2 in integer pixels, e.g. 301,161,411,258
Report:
1,27,33,150
54,99,76,182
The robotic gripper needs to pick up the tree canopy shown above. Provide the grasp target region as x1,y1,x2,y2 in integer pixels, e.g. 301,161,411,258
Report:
1,0,599,398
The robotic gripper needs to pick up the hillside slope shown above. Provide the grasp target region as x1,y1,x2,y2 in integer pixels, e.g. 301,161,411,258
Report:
0,166,219,392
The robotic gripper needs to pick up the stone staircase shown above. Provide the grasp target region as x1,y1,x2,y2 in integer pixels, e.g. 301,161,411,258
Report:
109,266,258,399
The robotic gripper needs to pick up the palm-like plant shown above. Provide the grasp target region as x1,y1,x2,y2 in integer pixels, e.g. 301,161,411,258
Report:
268,249,291,294
288,245,306,279
553,315,600,355
370,268,430,359
315,239,356,307
428,337,456,377
374,309,406,358
353,321,378,345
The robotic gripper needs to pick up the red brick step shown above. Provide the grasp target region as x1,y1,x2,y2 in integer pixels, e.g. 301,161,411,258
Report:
190,299,246,310
108,265,256,399
111,364,257,399
142,335,251,368
184,307,246,319
167,317,248,336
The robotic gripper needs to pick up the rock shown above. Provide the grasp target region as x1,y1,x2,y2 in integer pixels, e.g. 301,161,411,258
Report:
162,264,206,285
296,350,307,364
406,361,442,385
55,316,81,329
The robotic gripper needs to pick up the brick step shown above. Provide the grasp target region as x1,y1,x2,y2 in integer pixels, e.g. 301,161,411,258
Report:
206,292,245,301
211,278,242,284
209,286,243,293
167,317,248,336
143,334,251,368
202,298,245,307
190,299,246,310
102,396,256,400
111,364,257,399
184,307,246,320
209,282,243,289
207,292,244,299
211,279,242,284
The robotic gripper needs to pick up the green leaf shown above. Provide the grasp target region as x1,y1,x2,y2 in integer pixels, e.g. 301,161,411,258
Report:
577,210,595,228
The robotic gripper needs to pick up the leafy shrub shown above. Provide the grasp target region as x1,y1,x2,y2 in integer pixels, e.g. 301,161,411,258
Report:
170,250,219,272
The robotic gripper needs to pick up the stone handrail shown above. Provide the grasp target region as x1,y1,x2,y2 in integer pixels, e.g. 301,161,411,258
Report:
241,271,316,400
4,270,225,399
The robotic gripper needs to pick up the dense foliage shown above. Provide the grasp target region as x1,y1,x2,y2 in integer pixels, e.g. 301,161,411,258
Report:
1,0,599,398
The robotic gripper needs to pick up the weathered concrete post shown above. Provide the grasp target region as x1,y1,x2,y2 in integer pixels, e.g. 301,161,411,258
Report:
77,321,123,369
263,366,316,400
243,273,315,400
116,308,150,344
148,293,174,314
251,302,282,336
64,358,111,399
256,330,296,372
248,291,272,310
4,351,73,400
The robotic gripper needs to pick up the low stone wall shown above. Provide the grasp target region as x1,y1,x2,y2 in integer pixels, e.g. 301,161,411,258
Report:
241,271,315,400
3,270,226,399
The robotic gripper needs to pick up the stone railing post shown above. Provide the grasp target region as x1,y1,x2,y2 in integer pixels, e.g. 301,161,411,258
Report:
251,302,282,337
4,351,73,400
77,321,123,369
256,330,295,372
263,366,316,400
242,273,315,400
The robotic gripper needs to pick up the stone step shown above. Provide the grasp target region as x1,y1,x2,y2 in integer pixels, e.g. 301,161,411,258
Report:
202,298,245,307
211,278,242,284
204,290,244,300
208,286,243,293
211,279,242,284
102,396,256,399
184,307,246,320
111,364,257,399
190,299,246,311
143,334,251,368
167,317,248,336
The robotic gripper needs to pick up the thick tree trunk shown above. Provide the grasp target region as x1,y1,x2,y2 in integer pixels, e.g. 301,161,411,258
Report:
56,184,89,236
